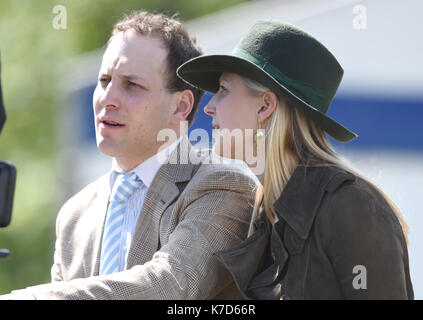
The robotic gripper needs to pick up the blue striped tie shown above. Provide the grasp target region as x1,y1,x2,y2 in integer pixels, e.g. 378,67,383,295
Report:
99,172,143,275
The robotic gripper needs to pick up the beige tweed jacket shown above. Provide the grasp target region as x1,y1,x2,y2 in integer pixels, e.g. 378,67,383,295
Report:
11,137,257,299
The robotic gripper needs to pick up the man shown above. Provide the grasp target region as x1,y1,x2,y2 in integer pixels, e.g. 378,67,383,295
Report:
2,11,257,299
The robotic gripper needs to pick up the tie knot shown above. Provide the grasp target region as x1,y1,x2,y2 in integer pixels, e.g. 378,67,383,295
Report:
111,172,143,202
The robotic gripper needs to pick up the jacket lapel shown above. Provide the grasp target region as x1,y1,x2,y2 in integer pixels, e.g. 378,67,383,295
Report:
92,175,112,276
215,214,287,298
126,136,198,268
215,217,270,294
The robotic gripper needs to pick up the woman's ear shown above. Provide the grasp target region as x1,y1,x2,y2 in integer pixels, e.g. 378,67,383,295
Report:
171,89,194,124
257,91,278,123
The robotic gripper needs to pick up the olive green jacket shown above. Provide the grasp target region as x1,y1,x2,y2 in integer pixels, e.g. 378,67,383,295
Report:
216,165,414,300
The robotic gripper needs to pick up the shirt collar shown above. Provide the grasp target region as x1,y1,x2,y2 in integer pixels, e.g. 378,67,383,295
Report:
110,136,183,190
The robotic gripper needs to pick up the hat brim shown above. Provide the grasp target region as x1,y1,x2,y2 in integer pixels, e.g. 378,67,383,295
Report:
177,54,357,142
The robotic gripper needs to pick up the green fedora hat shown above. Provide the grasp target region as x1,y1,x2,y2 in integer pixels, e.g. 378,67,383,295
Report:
177,20,357,142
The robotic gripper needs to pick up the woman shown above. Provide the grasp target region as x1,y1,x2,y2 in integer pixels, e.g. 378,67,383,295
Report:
177,20,414,299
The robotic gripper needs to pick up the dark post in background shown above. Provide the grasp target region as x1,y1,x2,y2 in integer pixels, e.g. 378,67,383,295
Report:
0,53,17,258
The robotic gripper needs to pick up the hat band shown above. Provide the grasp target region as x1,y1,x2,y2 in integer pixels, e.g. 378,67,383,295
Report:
232,48,332,113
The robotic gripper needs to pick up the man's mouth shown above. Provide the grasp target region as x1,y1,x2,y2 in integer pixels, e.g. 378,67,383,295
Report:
102,120,124,127
99,117,126,129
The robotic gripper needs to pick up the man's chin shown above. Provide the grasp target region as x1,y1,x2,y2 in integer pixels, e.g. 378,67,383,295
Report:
96,139,123,158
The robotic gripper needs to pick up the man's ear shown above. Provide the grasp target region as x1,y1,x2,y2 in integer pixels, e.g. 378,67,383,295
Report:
171,89,194,124
257,91,278,123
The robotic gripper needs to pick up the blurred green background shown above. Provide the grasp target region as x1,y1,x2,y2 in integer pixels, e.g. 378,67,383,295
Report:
0,0,247,294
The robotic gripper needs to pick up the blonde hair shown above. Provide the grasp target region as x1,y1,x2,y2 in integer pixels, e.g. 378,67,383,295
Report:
243,77,409,244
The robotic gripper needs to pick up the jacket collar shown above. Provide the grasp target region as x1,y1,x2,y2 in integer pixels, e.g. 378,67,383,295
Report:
273,165,355,239
127,135,202,264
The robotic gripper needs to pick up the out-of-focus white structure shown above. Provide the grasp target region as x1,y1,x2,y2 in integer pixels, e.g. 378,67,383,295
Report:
62,0,423,298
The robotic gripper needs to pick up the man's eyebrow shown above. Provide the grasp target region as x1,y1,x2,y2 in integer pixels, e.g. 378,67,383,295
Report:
97,72,147,82
98,72,110,78
121,74,147,82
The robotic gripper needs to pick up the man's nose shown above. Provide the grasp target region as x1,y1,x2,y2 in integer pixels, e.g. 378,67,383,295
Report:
98,82,120,110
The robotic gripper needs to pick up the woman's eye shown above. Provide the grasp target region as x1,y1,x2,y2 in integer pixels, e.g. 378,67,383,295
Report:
219,85,227,92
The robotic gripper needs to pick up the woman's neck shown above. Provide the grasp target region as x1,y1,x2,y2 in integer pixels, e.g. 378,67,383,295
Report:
250,151,299,186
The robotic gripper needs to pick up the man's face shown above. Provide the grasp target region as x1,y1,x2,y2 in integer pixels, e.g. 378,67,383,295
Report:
93,31,176,170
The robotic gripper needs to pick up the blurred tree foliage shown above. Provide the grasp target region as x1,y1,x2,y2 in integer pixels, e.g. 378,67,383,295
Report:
0,0,247,294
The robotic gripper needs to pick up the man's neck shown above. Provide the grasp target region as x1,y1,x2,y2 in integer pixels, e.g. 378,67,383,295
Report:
114,157,149,172
114,135,183,172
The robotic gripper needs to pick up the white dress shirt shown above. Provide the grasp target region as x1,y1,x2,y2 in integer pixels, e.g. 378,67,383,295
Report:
108,136,183,271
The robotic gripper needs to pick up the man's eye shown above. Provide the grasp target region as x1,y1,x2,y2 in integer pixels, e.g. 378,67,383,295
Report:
218,85,227,92
128,81,139,88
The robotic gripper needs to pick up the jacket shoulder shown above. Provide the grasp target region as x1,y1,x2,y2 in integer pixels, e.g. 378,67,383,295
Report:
317,168,403,239
190,151,259,193
323,168,394,216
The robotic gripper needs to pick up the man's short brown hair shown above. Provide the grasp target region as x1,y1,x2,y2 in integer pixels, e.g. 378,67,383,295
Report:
109,11,204,127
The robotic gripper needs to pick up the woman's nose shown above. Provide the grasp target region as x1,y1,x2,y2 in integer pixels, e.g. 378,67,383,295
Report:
203,102,215,117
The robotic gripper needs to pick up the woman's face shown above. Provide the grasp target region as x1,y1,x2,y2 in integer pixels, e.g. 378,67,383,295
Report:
204,72,262,160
